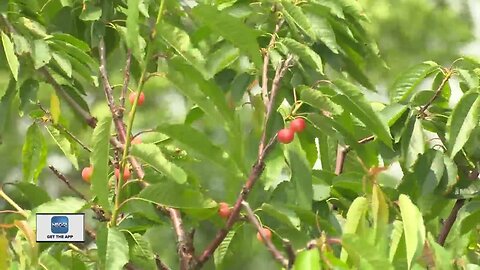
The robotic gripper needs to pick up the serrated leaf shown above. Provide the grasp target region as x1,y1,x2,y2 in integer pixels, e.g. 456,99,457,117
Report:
332,80,392,147
90,114,112,211
340,197,368,261
50,93,61,124
138,182,217,209
192,4,262,69
157,22,206,76
130,143,187,184
45,125,79,169
305,10,338,53
342,234,394,270
293,249,321,270
283,37,323,74
447,91,480,158
22,124,47,183
389,61,438,102
298,85,342,114
1,31,19,81
33,39,52,69
127,232,156,270
285,138,313,210
398,194,425,269
49,33,90,52
97,227,129,270
214,230,236,268
400,116,425,169
281,1,316,40
205,43,239,78
52,52,72,77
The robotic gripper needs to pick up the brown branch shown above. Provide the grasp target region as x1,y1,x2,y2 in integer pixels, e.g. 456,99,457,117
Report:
282,239,296,268
168,208,194,270
335,135,376,174
241,201,289,268
196,56,293,268
155,256,172,270
437,170,479,245
261,19,284,105
48,165,109,222
119,49,132,120
418,68,453,116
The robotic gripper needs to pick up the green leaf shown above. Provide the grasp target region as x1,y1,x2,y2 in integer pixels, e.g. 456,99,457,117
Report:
1,31,19,81
281,1,316,40
166,57,233,126
214,230,237,268
45,125,79,170
156,124,240,175
282,37,323,74
97,227,129,270
18,79,39,114
50,93,61,124
79,2,102,21
52,52,72,77
398,194,425,269
447,91,480,158
205,43,239,78
138,182,217,209
12,33,31,55
12,182,51,207
39,252,67,270
22,124,47,183
298,85,342,114
127,232,156,270
293,249,321,270
0,79,16,142
305,10,338,53
389,61,438,102
285,138,313,210
372,185,388,241
130,143,187,184
342,234,394,270
49,33,91,52
400,116,425,169
340,197,368,261
192,4,262,69
33,39,52,69
28,197,86,227
157,22,206,76
126,0,142,62
90,114,112,211
332,80,392,147
0,233,8,270
389,220,404,262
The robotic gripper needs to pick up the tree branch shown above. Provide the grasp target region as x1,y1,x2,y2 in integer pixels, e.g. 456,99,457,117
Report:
242,201,289,268
48,165,109,222
418,68,453,116
437,170,479,245
196,56,293,268
335,135,375,175
119,49,132,120
168,208,194,270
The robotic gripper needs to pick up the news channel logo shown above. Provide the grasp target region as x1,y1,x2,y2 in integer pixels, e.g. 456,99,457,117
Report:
36,213,85,242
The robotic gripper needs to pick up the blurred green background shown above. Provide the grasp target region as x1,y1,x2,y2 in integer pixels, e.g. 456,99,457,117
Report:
0,0,478,203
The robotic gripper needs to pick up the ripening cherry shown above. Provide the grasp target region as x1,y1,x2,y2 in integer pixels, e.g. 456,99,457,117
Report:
129,92,145,106
218,202,232,219
82,166,93,183
114,166,131,181
289,118,306,133
256,227,272,243
131,136,142,145
277,128,295,144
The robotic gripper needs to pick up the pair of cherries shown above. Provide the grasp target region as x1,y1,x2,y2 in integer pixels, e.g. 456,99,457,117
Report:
277,118,306,144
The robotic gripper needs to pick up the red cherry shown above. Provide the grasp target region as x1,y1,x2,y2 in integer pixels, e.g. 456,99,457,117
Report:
129,92,145,106
82,166,93,183
256,227,272,243
277,128,294,144
290,118,306,133
218,202,232,219
131,136,142,145
114,167,131,181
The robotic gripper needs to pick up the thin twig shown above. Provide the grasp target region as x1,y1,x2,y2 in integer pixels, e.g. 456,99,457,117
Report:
196,56,293,269
261,19,284,105
156,256,172,270
418,68,453,116
119,49,132,120
282,239,296,268
335,145,347,175
48,165,109,222
241,201,289,268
